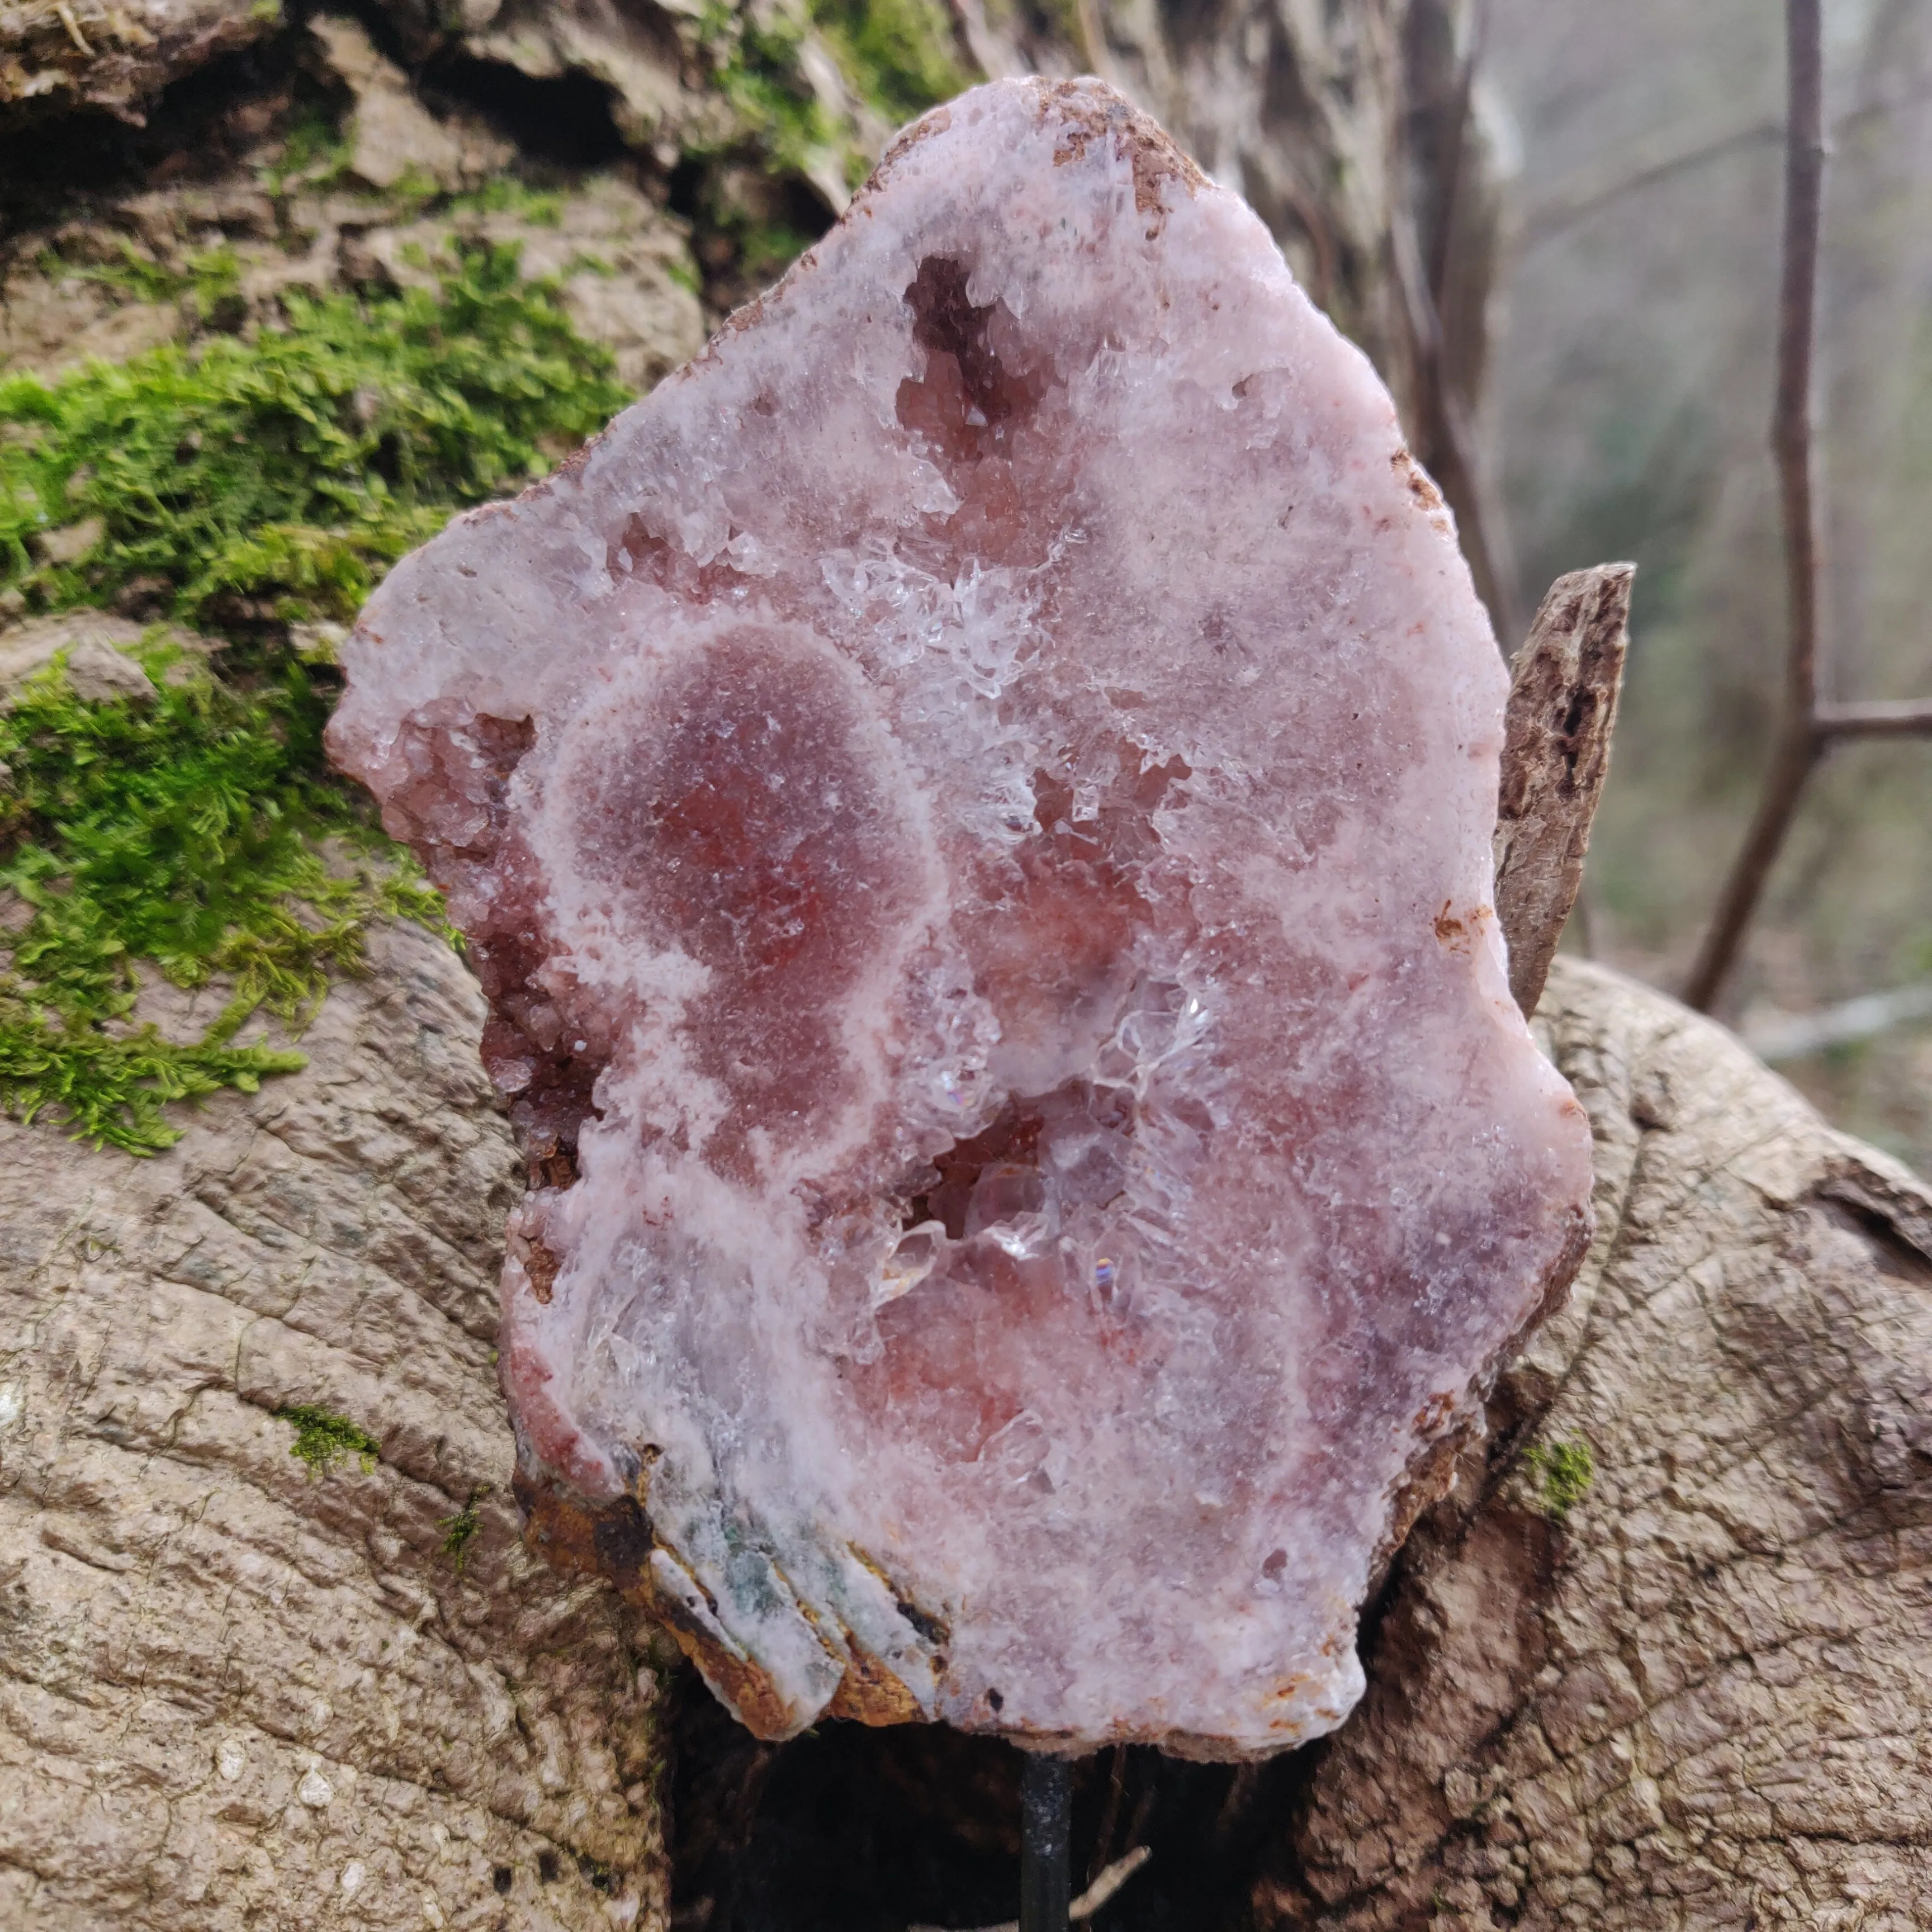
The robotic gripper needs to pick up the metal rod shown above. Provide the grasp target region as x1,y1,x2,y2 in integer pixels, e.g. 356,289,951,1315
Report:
1019,1754,1074,1932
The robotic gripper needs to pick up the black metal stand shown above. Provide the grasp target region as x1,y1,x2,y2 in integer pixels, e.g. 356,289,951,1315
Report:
1018,1754,1074,1932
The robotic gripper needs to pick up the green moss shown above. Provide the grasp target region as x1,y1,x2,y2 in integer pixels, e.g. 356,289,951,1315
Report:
697,3,845,179
0,245,628,1153
36,242,245,330
693,0,964,187
261,99,356,197
1,241,627,624
1525,1438,1595,1522
0,641,444,1152
278,1403,380,1476
37,240,178,307
440,1489,487,1570
737,220,823,280
0,1019,307,1156
675,2,971,297
808,0,968,126
447,178,567,226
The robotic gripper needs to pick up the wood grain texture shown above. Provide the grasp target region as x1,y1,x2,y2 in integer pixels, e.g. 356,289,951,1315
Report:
0,921,668,1931
1495,563,1635,1017
10,932,1927,1928
0,0,274,120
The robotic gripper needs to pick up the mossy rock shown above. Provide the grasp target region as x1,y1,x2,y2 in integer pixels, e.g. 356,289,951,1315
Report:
0,237,630,1152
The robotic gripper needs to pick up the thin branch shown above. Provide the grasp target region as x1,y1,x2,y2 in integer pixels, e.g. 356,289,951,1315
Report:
1395,0,1519,645
1773,0,1827,731
1683,0,1828,1014
1683,0,1932,1012
1680,727,1819,1012
1523,119,1781,248
907,1846,1153,1932
1070,0,1117,81
1426,0,1485,308
1394,225,1517,639
1745,979,1932,1062
1815,698,1932,738
1520,86,1932,249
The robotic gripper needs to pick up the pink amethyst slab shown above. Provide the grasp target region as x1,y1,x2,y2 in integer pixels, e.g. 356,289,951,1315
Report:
326,77,1594,1760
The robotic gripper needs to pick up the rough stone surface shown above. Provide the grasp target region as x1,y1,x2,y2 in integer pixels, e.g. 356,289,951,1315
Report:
0,610,157,705
352,172,706,396
0,0,274,121
327,77,1593,1760
434,0,714,159
0,159,703,394
307,13,514,196
1256,955,1932,1928
0,921,669,1932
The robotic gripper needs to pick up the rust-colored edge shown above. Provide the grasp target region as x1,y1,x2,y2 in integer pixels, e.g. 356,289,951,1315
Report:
514,1466,929,1739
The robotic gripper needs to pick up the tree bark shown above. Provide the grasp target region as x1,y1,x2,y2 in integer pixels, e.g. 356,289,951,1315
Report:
1494,564,1634,1017
0,921,666,1930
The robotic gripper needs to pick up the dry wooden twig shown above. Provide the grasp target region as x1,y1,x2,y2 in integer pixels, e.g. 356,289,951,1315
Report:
906,1845,1153,1932
1684,0,1932,1013
1519,86,1932,250
1493,562,1634,1017
1394,0,1520,645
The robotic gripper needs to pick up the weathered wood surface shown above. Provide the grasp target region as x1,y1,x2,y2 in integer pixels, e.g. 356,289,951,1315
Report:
1494,563,1634,1017
7,930,1928,1929
0,922,665,1931
0,0,277,121
1256,953,1932,1928
6,603,1930,1926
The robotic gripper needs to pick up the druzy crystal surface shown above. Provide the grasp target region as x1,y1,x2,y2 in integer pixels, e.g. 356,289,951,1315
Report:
327,78,1593,1759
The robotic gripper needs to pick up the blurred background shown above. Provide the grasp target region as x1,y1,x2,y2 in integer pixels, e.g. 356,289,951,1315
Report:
1485,0,1932,1171
2,0,1930,1170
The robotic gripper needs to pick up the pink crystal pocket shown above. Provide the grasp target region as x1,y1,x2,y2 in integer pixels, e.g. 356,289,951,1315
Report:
327,78,1593,1761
